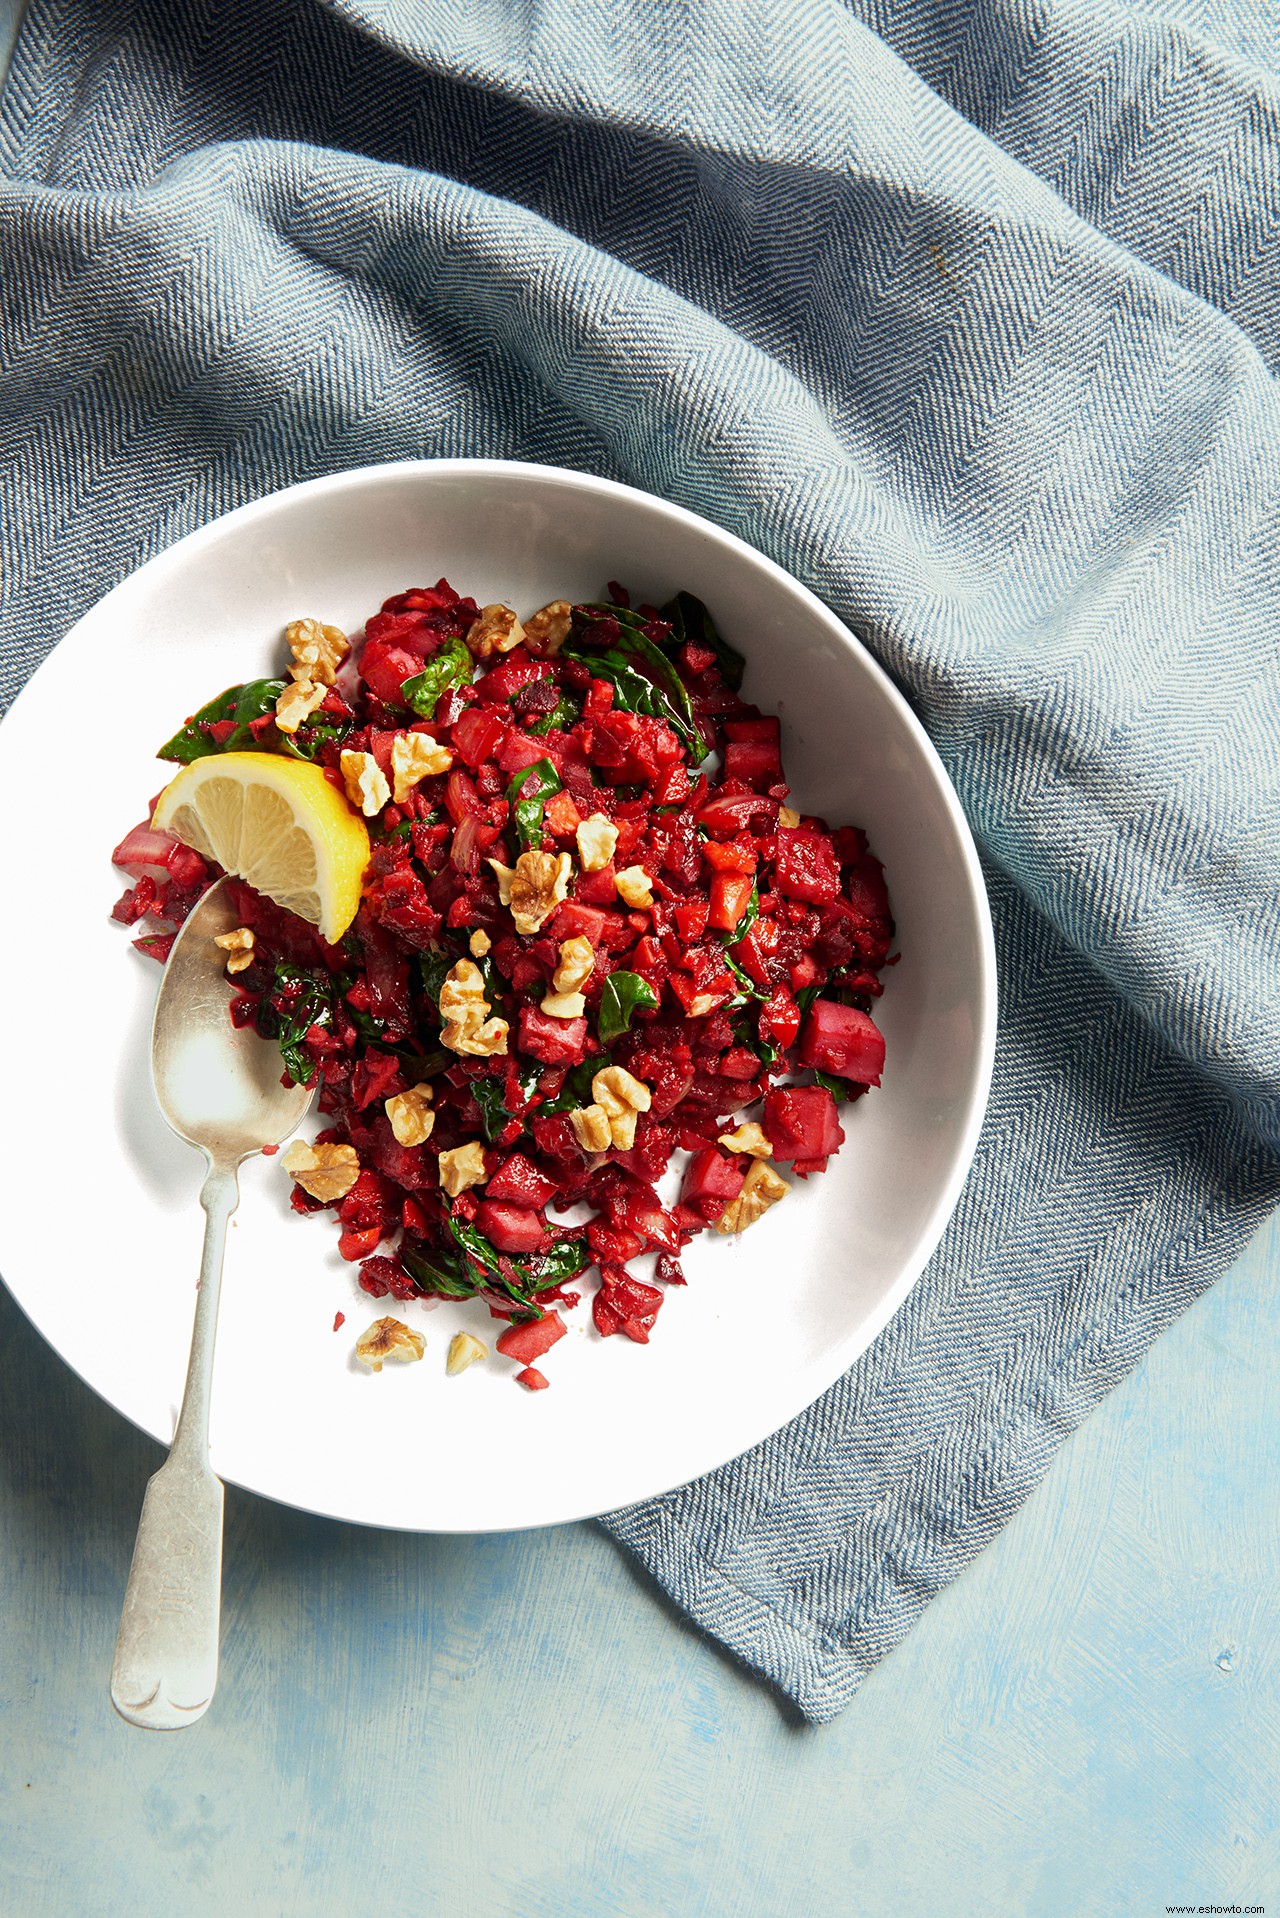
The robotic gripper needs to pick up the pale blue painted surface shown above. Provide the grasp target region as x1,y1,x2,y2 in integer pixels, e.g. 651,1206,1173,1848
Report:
3,1209,1277,1916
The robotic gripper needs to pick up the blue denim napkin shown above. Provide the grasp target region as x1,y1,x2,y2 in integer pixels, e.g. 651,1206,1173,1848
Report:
2,0,1278,1720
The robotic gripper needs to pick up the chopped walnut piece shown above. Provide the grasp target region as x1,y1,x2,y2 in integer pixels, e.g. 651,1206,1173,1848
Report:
385,1083,435,1147
454,1015,509,1057
614,865,654,909
718,1122,773,1157
213,926,255,975
285,617,349,687
591,1064,652,1151
391,731,453,803
466,603,525,660
438,957,509,1057
275,677,328,734
446,1331,488,1375
355,1317,426,1372
575,813,618,872
469,929,491,957
340,748,391,817
715,1159,789,1235
522,600,573,657
552,936,595,994
488,860,516,905
508,850,573,936
777,805,801,829
540,989,586,1020
568,1104,612,1153
283,1139,360,1202
688,993,724,1018
438,1141,489,1196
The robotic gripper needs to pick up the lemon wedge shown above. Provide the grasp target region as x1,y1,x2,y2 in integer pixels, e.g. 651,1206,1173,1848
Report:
152,751,370,944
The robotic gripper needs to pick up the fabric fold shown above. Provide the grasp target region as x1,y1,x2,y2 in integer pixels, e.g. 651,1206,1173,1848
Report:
2,0,1277,1716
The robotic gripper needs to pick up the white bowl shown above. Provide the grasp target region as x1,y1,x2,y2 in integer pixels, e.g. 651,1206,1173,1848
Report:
0,461,996,1530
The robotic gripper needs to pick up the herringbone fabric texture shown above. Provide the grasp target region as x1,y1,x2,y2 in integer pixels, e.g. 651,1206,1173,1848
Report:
2,0,1278,1719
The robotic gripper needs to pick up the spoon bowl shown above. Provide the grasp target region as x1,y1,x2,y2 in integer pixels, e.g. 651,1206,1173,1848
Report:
151,877,314,1157
110,875,314,1730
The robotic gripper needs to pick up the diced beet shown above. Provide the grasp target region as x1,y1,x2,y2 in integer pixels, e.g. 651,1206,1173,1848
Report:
111,820,181,870
359,638,423,706
652,762,689,805
611,1190,681,1251
774,828,840,904
701,835,757,873
593,1272,664,1342
708,871,754,932
731,917,780,988
445,768,486,823
799,1001,885,1086
350,1049,404,1111
518,1005,589,1067
475,1199,548,1253
574,864,617,905
486,1153,559,1209
549,900,607,945
723,739,781,786
759,983,801,1050
673,898,709,941
544,789,582,835
696,789,777,836
763,1086,846,1162
338,1226,382,1262
496,1312,566,1364
475,652,551,706
496,729,557,775
679,1147,746,1223
451,705,510,768
165,843,209,889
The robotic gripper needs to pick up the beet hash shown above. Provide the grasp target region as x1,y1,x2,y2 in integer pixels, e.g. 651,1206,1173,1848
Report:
112,580,894,1384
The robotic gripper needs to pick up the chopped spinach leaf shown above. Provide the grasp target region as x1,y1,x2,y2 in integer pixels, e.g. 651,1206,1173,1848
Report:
401,636,474,718
662,590,746,691
528,689,583,735
399,1243,476,1299
158,679,286,764
722,948,765,1001
812,1069,855,1102
563,604,707,763
538,1053,609,1116
597,970,659,1044
469,1063,539,1144
506,758,562,852
256,961,334,1087
419,949,455,1005
723,880,759,946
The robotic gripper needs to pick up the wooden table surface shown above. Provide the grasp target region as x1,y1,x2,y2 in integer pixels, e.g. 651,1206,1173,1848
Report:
2,1205,1276,1917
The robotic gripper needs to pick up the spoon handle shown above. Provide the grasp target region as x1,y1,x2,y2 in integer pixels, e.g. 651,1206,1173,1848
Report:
110,1161,239,1730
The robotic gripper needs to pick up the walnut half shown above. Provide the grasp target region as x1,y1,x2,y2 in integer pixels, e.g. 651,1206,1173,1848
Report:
506,850,573,936
340,749,391,818
283,1139,361,1202
385,1083,435,1147
466,604,525,660
213,926,255,975
355,1318,426,1372
438,957,508,1057
285,617,349,687
715,1159,789,1235
522,600,573,657
590,1065,652,1151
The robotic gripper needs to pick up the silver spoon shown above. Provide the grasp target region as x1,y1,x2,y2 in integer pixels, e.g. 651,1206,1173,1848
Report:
110,875,314,1729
